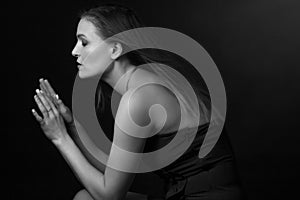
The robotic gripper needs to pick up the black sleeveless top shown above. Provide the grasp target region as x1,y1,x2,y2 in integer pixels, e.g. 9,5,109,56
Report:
75,81,243,199
128,122,242,199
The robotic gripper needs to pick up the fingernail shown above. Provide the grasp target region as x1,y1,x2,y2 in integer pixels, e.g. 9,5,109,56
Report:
61,106,66,112
36,89,40,93
39,78,43,82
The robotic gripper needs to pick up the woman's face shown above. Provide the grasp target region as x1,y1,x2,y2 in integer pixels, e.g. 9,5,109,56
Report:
72,18,112,79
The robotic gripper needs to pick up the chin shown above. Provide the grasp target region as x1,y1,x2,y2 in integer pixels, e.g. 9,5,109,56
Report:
78,71,93,79
79,70,102,79
78,71,88,79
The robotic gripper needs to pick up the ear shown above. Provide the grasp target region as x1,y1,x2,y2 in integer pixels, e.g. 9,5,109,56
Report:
110,42,123,60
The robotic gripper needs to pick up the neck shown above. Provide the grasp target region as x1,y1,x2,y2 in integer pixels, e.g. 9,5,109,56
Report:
102,59,136,95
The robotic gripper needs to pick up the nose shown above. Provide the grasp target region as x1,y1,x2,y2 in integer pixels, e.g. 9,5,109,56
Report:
71,43,80,57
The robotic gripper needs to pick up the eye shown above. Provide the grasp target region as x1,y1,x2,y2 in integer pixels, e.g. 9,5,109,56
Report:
81,39,88,47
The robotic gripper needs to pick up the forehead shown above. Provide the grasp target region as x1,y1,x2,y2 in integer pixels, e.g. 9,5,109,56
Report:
76,18,102,40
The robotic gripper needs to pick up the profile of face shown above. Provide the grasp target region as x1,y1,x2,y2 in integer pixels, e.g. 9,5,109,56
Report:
72,18,114,79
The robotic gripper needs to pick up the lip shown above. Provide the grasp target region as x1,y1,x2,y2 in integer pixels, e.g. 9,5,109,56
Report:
78,65,83,70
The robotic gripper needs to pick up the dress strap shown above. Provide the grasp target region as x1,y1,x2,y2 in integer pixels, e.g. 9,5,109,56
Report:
126,67,138,91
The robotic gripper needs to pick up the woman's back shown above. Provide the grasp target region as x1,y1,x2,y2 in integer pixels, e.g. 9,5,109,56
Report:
78,66,245,199
111,68,244,198
126,67,205,135
130,123,245,199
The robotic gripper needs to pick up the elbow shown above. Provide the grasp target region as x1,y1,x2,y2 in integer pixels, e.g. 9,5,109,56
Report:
102,193,124,200
89,180,126,200
96,196,121,200
92,191,122,200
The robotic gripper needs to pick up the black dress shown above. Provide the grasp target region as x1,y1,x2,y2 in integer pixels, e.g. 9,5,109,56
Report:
74,81,246,199
129,122,246,200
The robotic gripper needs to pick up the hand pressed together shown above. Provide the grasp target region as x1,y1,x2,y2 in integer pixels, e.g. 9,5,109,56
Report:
38,79,74,125
32,78,73,144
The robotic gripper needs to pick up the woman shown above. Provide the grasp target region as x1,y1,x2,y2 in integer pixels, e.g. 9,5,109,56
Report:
32,3,245,200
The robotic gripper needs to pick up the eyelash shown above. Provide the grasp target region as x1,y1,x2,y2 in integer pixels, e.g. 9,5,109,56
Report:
81,40,88,47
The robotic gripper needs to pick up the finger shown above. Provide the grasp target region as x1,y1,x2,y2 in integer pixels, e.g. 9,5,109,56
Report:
36,89,52,116
34,94,47,118
39,79,69,120
57,98,67,113
31,109,44,124
45,90,66,114
44,94,59,116
43,79,62,109
40,78,59,106
39,80,61,117
52,94,61,109
44,79,57,99
39,78,51,97
38,89,56,119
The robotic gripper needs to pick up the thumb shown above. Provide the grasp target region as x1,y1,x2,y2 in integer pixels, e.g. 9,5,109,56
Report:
56,99,73,123
57,99,67,113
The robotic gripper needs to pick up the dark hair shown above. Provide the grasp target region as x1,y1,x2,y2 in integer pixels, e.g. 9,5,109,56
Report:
79,3,211,123
80,3,144,40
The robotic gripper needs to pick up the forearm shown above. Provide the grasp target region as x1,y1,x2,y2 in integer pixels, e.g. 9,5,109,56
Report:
54,133,108,200
67,119,107,173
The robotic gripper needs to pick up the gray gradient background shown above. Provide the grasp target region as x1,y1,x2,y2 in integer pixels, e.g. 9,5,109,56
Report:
5,0,300,199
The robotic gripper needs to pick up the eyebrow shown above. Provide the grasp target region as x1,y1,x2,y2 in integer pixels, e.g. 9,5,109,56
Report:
76,34,87,40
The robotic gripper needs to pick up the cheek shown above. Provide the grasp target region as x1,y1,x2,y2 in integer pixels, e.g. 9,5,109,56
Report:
80,50,90,61
82,44,112,72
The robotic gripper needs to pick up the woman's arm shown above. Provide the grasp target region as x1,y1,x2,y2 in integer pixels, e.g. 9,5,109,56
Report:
67,118,107,174
38,79,107,173
32,87,110,200
54,133,107,199
51,87,159,200
34,82,179,200
99,84,179,199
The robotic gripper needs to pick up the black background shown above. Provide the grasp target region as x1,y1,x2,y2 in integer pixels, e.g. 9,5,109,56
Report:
5,0,300,199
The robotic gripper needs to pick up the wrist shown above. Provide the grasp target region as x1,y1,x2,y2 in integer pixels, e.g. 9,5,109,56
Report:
52,131,72,147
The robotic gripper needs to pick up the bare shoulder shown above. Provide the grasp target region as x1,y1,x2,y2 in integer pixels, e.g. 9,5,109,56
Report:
123,69,181,134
